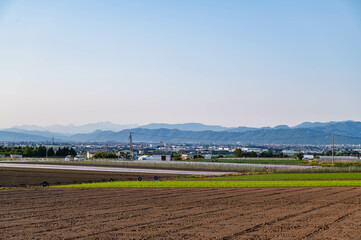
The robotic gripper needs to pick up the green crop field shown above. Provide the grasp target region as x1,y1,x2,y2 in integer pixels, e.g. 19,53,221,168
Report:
201,172,361,181
53,180,361,188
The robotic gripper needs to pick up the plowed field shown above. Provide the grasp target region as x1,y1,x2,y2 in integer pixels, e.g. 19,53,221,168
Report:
0,168,177,187
1,187,361,239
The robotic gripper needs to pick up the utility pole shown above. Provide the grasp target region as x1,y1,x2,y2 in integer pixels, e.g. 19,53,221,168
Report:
332,134,334,165
129,131,134,161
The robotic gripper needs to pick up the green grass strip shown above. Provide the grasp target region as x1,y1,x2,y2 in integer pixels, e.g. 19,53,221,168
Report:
203,173,361,181
53,180,361,188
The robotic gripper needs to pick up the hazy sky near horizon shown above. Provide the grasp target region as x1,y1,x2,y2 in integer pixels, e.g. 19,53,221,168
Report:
1,0,360,128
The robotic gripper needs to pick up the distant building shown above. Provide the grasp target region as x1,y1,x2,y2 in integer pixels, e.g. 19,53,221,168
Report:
87,151,95,159
303,155,314,160
138,155,153,160
319,156,359,160
181,154,194,160
282,150,298,155
152,154,172,161
204,154,212,159
242,148,265,153
10,154,23,159
118,150,138,159
0,154,5,158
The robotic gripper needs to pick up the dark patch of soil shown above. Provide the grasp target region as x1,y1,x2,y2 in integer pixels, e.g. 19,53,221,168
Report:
0,168,177,187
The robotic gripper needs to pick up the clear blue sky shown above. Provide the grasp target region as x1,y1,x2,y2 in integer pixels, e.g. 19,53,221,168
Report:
1,0,360,128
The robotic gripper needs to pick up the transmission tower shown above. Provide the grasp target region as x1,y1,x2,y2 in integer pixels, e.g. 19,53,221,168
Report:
129,131,134,161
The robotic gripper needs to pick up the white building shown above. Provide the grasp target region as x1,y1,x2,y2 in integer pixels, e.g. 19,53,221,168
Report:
204,154,212,159
152,154,172,161
303,155,314,160
87,151,95,159
138,155,153,160
10,154,23,159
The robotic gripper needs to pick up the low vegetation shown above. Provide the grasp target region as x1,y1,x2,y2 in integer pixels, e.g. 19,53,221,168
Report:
0,146,77,157
53,180,361,188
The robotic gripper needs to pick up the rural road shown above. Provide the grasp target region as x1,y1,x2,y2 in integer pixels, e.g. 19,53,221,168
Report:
0,163,235,176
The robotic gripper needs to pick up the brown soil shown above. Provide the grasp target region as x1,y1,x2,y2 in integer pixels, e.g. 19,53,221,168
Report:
1,187,361,239
0,168,178,187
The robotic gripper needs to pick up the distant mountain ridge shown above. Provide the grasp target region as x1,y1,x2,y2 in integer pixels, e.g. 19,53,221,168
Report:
1,120,361,144
6,120,356,134
140,123,230,132
10,122,139,134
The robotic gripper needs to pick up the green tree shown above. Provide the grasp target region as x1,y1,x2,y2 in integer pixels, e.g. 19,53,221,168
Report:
47,147,55,157
246,151,258,158
260,151,274,158
69,148,77,156
297,152,304,160
234,148,243,157
93,152,117,159
172,154,182,161
23,146,33,157
56,147,70,157
37,146,47,157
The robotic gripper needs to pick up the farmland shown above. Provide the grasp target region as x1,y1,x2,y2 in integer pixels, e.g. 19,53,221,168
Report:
2,187,361,239
52,172,361,188
2,163,361,239
54,180,361,188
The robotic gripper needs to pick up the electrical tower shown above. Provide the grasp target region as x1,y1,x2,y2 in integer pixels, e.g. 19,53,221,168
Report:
332,134,334,165
129,131,134,161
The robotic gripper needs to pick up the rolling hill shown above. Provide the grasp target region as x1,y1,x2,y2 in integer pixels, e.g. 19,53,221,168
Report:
1,121,361,144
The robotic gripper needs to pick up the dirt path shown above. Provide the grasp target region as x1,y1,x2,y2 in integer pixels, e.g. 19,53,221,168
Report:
1,187,361,239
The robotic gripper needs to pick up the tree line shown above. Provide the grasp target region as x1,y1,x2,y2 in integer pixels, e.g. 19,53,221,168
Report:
0,146,77,157
233,148,289,158
93,152,118,159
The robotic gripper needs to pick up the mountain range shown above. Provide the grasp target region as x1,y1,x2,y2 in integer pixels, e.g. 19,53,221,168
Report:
1,121,361,145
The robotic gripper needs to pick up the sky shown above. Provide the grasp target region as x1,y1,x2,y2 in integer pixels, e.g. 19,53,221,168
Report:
0,0,360,128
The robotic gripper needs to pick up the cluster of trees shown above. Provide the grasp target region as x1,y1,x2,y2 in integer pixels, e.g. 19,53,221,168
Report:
233,148,289,158
324,151,360,157
172,154,182,160
0,146,77,157
93,152,118,159
0,146,23,155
